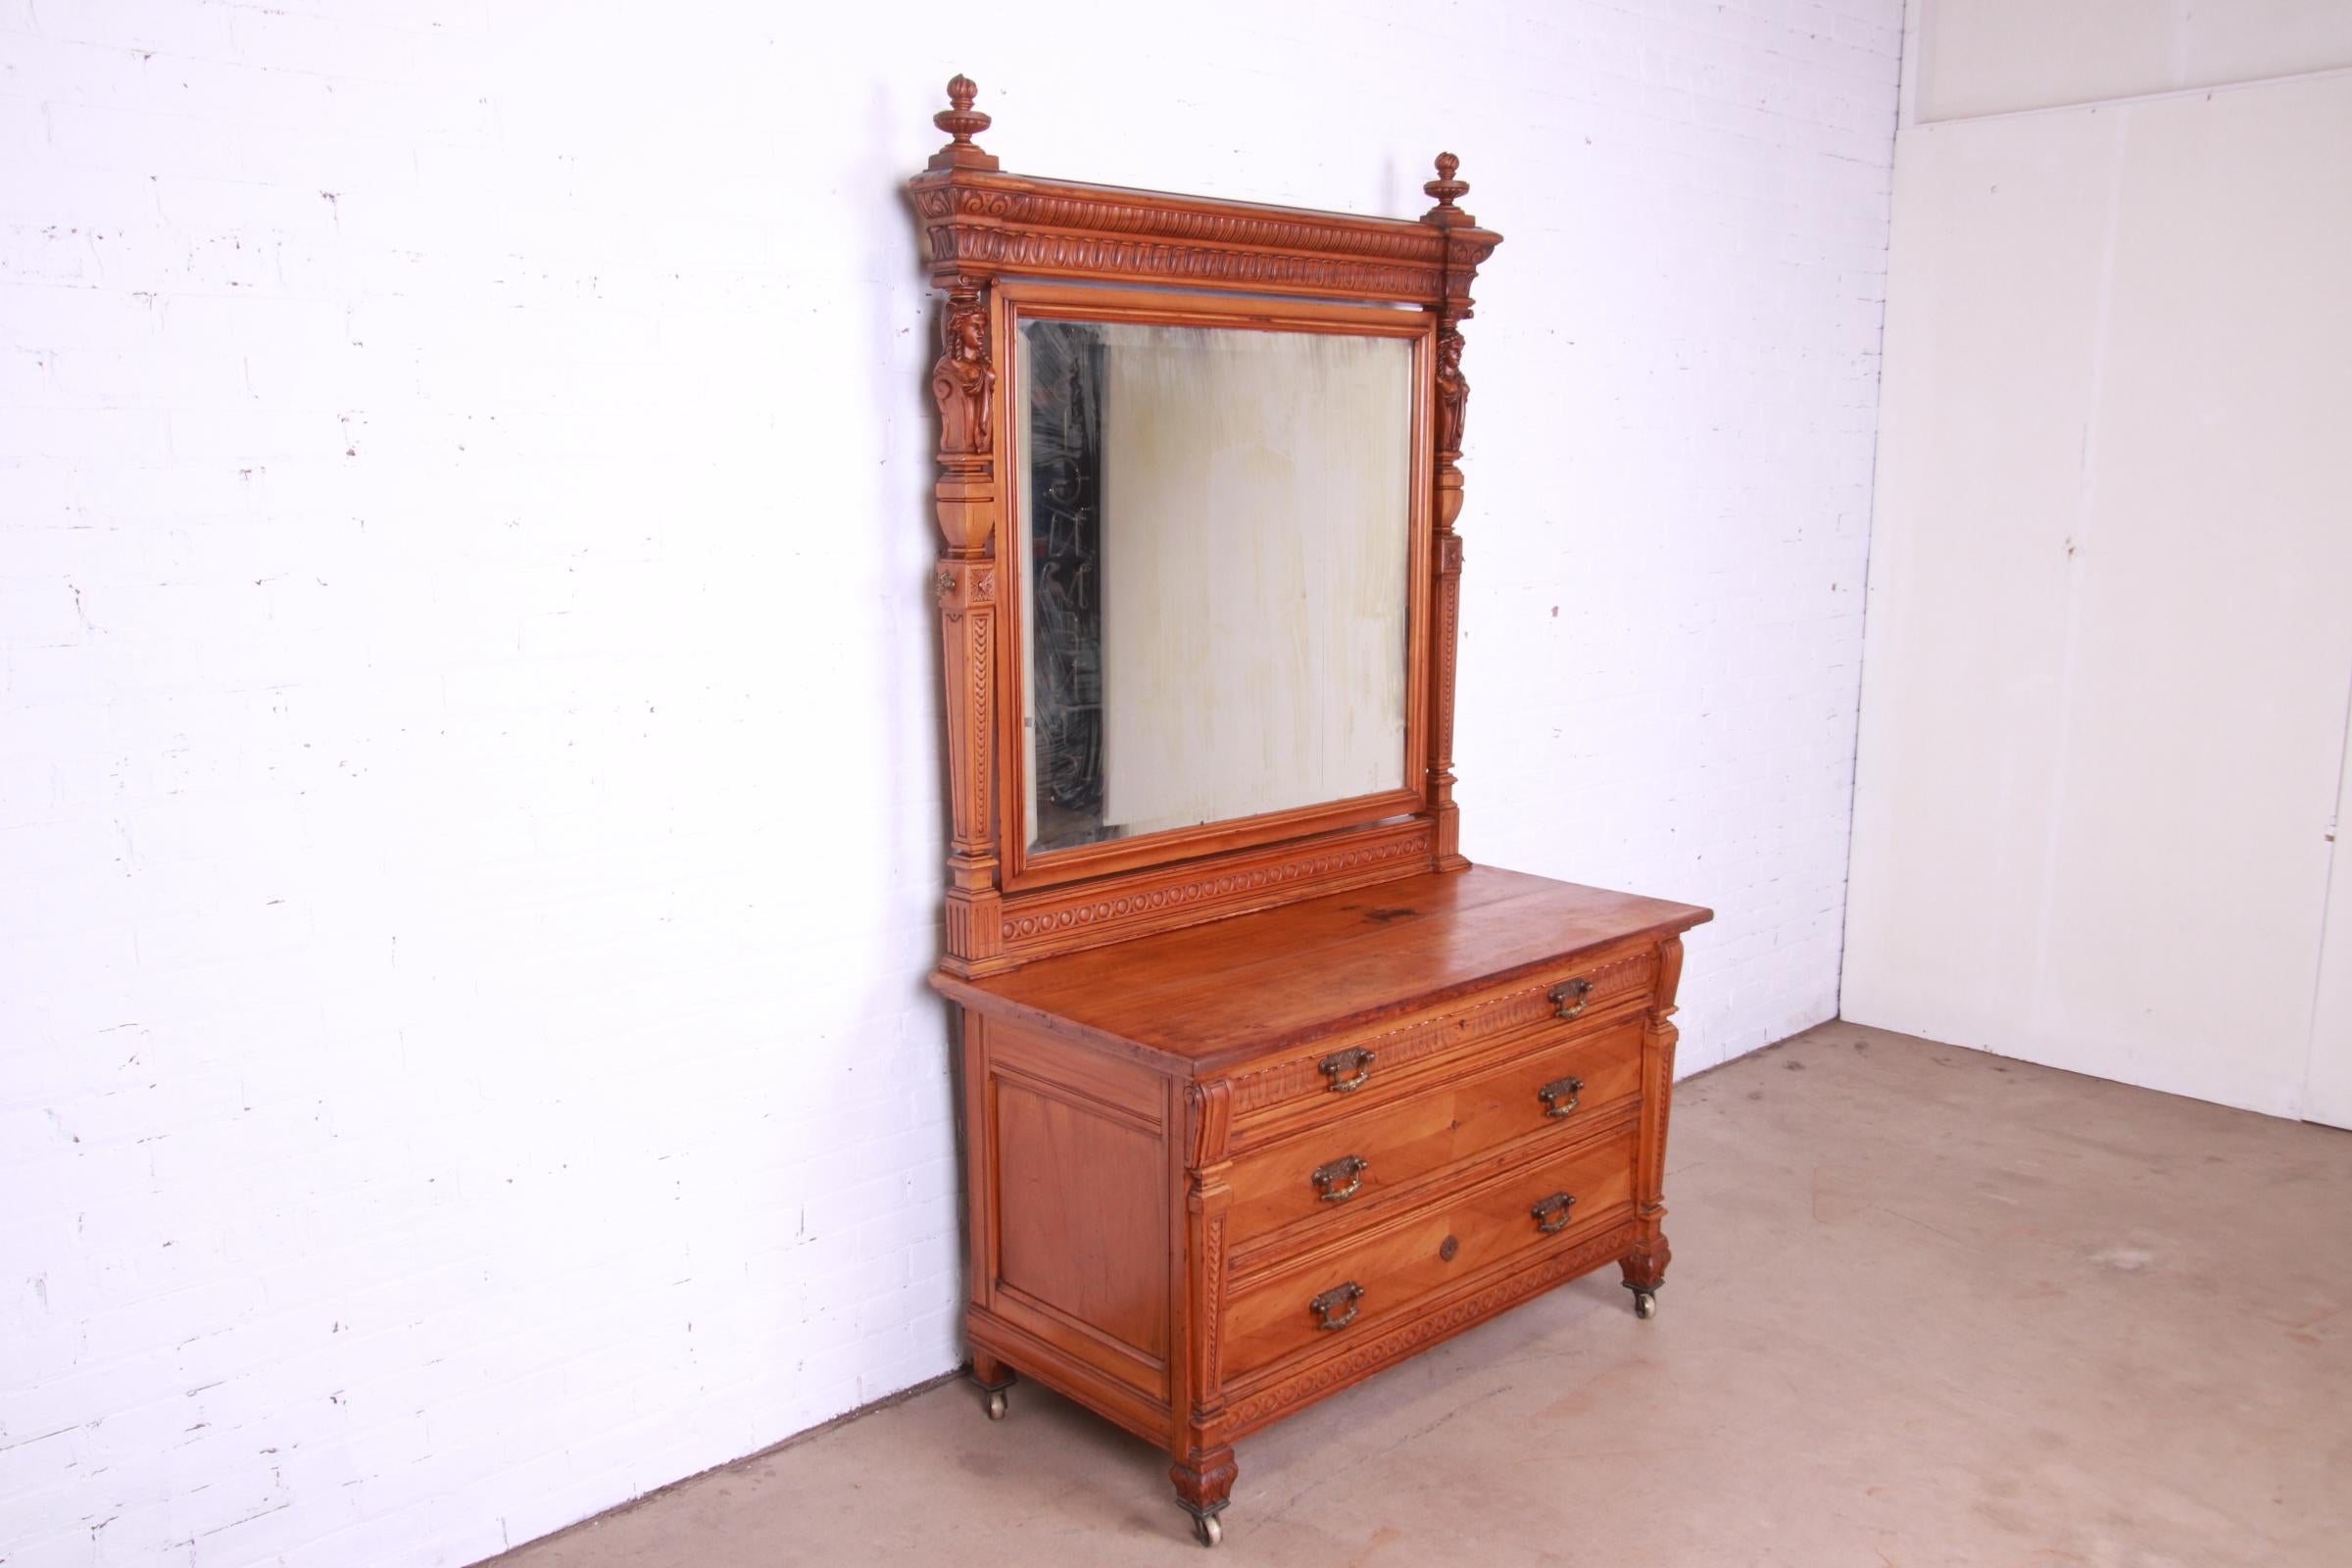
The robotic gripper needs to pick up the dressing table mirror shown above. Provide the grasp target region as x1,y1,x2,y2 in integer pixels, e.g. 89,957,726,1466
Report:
910,77,1711,1546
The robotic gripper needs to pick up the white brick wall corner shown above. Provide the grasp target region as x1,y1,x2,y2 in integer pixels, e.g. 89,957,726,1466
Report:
1,3,1899,1563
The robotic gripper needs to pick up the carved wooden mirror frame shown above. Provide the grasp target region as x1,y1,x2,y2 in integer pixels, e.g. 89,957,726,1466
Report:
909,76,1501,979
990,282,1437,896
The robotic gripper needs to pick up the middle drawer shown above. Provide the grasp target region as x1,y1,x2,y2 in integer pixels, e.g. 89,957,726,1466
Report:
1223,1014,1645,1250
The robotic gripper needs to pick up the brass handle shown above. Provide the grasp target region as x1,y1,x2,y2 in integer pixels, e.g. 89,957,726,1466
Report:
1531,1192,1577,1234
1538,1075,1586,1119
1548,977,1593,1020
1320,1047,1376,1094
1312,1154,1369,1202
1309,1281,1364,1331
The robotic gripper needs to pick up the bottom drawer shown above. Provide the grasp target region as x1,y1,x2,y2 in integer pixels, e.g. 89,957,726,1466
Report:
1221,1123,1638,1383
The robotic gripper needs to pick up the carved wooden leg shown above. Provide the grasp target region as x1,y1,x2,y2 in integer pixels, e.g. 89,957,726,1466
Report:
1621,1229,1670,1319
1169,1445,1237,1547
971,1349,1014,1418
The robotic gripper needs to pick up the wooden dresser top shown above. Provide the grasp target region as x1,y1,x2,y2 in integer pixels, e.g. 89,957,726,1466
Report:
934,865,1710,1070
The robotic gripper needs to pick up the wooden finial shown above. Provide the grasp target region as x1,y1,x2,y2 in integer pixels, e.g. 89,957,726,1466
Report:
929,74,999,172
1421,151,1473,225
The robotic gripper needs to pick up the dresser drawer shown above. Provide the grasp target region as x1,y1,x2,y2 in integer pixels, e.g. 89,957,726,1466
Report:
1222,944,1659,1139
1223,1015,1644,1249
1220,1124,1639,1383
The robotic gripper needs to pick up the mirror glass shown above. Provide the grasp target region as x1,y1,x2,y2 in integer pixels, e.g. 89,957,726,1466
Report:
1014,318,1414,857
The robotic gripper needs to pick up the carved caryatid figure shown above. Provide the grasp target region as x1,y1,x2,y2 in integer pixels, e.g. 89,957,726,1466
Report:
1434,326,1469,458
933,296,995,456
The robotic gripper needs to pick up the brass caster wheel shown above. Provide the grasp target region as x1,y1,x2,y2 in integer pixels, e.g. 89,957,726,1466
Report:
984,1388,1008,1421
1633,1289,1658,1320
1191,1513,1222,1548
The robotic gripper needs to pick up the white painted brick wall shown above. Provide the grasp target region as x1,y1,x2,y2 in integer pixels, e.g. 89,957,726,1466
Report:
0,2,1899,1563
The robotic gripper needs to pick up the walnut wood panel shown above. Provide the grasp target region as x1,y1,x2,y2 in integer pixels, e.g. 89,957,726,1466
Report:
988,1014,1163,1125
1221,1015,1646,1253
1220,1126,1639,1382
992,1077,1170,1362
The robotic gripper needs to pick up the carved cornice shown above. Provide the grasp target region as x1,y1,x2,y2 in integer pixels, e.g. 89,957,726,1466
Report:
914,184,1445,261
1219,1220,1637,1431
1228,947,1658,1117
909,84,1500,311
908,173,1498,308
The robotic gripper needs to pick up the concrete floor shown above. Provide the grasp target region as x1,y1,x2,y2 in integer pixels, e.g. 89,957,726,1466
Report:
487,1022,2352,1567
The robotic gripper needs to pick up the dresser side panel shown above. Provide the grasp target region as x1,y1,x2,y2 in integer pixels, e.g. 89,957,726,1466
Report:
974,1015,1175,1403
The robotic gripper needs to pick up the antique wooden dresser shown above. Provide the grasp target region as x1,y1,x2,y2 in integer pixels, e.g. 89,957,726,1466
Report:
909,78,1711,1546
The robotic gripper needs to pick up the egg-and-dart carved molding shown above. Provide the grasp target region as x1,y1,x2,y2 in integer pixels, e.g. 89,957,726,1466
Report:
925,224,1445,300
1000,827,1433,945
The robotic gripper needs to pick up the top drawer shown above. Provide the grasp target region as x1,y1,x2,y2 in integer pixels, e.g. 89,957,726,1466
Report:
1221,942,1657,1141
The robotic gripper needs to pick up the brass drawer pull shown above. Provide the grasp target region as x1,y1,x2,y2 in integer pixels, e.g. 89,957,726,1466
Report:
1309,1281,1365,1331
1531,1192,1578,1235
1548,977,1593,1020
1538,1075,1586,1119
1312,1154,1370,1202
1320,1047,1376,1094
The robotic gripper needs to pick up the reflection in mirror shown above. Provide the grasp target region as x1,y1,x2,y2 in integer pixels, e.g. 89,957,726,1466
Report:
1015,318,1414,856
